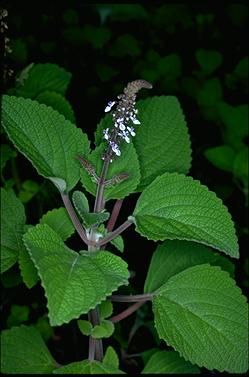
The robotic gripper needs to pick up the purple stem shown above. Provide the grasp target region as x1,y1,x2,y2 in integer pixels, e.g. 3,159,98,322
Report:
97,219,133,247
108,293,153,302
110,301,146,323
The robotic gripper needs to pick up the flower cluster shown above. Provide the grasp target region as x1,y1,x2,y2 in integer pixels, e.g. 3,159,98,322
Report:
102,79,152,160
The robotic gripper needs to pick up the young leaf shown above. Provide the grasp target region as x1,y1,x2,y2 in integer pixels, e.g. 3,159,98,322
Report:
77,319,93,336
103,346,119,369
142,350,200,374
144,240,235,293
1,325,57,374
53,359,125,374
99,300,113,319
72,190,110,227
2,95,89,193
19,246,39,289
23,224,129,326
14,63,72,98
80,142,140,200
133,96,192,191
91,319,115,339
1,188,26,273
195,49,223,75
39,207,75,241
36,90,76,123
204,145,236,172
153,264,248,373
110,235,124,253
133,172,239,258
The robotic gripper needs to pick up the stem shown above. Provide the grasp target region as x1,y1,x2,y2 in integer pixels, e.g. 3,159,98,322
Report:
94,156,110,213
88,307,103,361
97,219,133,247
108,293,154,302
88,337,96,361
110,301,146,323
107,199,123,232
61,193,90,246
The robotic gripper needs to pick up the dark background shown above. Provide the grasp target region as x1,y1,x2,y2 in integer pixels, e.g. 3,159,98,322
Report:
1,1,248,374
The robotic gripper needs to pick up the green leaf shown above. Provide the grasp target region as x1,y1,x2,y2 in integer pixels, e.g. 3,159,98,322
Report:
18,179,40,203
99,300,113,319
142,350,200,374
144,240,235,293
109,34,141,57
103,346,119,369
133,172,239,258
1,188,26,273
36,90,76,123
0,144,17,173
80,142,140,200
19,244,39,289
92,319,115,339
217,101,248,149
82,25,111,49
96,64,119,82
40,207,75,241
1,325,57,374
72,190,110,227
233,146,248,185
2,95,89,193
195,49,223,75
110,235,124,253
153,264,248,373
234,56,248,81
133,96,192,191
53,359,125,374
77,319,93,336
23,224,129,326
34,316,54,342
15,63,72,98
197,78,223,107
7,305,30,327
204,145,236,172
156,53,182,80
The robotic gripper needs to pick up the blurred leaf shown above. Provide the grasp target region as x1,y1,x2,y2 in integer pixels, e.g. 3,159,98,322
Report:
154,4,192,31
96,64,119,82
1,267,22,288
62,26,85,46
36,91,76,123
62,8,79,25
0,144,17,173
157,53,182,79
197,78,223,107
217,101,248,149
97,4,148,22
7,305,30,327
233,146,248,186
9,39,28,64
204,145,236,172
34,316,54,342
109,34,141,57
53,359,124,374
226,4,248,27
146,49,160,63
82,25,111,49
18,179,40,203
40,41,56,55
181,76,201,98
234,56,248,81
195,49,223,75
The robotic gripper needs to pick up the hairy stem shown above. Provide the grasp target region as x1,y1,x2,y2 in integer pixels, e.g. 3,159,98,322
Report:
107,199,123,232
110,301,146,323
61,193,90,245
108,293,154,302
94,156,110,213
97,219,133,247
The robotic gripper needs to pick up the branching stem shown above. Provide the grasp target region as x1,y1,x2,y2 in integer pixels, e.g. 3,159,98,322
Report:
110,301,146,323
107,199,123,232
108,293,154,302
97,219,133,247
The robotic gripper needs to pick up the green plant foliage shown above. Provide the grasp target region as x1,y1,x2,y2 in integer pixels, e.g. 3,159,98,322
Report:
233,146,248,186
80,142,140,200
99,300,113,319
97,4,148,22
1,325,57,374
52,359,125,374
144,240,235,293
0,144,17,173
34,316,54,342
39,207,75,241
77,319,93,336
153,264,248,373
195,49,223,75
96,63,119,82
109,34,141,57
9,38,28,64
110,235,124,253
82,25,111,49
204,145,236,172
134,96,191,190
197,78,223,107
18,179,40,203
103,346,119,369
36,90,76,123
6,305,30,328
91,319,115,339
14,63,72,98
142,350,200,374
23,224,129,326
72,190,110,227
19,237,39,289
234,56,248,81
134,172,238,257
2,95,89,193
0,188,26,273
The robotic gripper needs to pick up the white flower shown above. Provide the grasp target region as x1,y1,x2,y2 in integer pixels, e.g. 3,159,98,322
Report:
103,128,109,140
104,101,116,112
127,126,136,136
119,123,126,131
131,117,140,125
110,141,121,156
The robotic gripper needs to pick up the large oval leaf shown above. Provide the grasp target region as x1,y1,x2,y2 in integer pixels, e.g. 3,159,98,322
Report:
23,224,129,326
2,95,89,193
153,264,248,373
133,172,238,258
